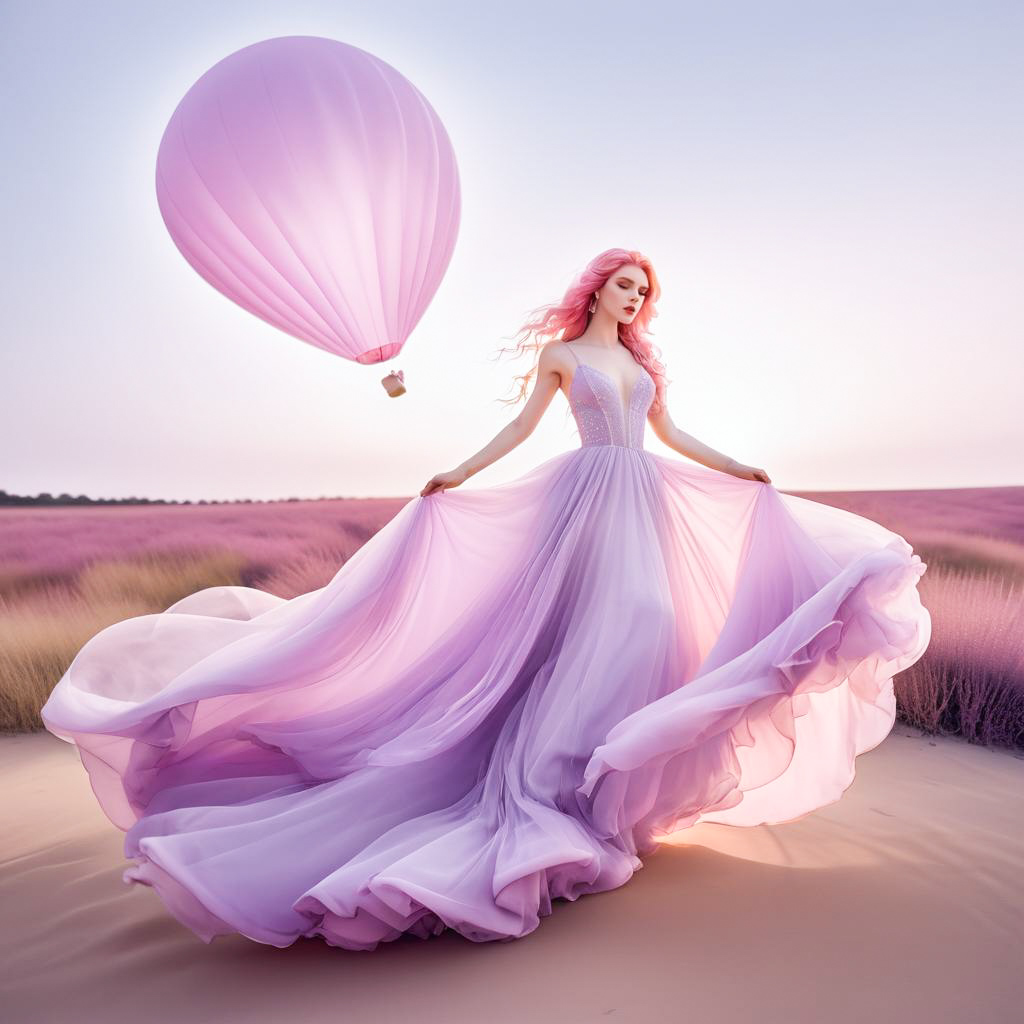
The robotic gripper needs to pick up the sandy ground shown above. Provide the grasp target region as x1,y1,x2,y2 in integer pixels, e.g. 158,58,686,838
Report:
1,727,1021,1024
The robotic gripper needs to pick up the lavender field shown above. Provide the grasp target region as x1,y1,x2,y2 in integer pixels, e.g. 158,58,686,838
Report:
3,486,1022,749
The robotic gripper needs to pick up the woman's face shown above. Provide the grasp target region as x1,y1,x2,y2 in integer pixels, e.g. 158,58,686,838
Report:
598,264,650,323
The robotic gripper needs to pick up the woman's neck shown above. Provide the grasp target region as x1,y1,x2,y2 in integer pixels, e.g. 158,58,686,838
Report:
570,330,622,349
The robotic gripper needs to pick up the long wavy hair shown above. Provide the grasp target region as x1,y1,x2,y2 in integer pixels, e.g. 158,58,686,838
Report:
494,248,670,417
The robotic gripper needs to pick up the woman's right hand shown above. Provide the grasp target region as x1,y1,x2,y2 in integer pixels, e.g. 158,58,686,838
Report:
420,467,469,497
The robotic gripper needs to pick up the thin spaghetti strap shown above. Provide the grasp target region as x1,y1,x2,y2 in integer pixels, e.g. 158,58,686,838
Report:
564,342,581,367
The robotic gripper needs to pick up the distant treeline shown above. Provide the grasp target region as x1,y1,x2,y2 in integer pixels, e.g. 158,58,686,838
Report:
0,490,325,507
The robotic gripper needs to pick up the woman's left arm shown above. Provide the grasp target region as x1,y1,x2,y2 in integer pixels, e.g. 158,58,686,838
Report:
647,401,772,484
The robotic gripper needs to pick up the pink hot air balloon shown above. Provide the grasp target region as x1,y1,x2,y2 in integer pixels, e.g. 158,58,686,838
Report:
155,35,461,372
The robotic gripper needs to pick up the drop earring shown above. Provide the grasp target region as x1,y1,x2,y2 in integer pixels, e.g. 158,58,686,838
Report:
588,293,598,314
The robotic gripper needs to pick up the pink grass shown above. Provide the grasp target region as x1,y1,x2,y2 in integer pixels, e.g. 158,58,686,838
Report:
3,487,1022,748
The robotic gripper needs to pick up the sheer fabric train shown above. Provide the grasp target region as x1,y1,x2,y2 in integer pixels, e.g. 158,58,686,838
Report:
42,351,931,949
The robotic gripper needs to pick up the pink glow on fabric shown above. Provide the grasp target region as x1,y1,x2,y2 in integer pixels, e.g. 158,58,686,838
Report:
155,36,461,364
40,359,932,950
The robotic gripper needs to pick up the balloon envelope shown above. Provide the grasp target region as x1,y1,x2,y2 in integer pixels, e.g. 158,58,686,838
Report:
156,35,461,364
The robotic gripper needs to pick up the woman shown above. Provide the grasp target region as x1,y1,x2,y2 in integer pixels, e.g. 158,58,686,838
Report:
41,247,931,951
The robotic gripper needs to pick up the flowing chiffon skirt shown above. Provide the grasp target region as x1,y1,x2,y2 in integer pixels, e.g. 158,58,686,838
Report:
41,444,931,949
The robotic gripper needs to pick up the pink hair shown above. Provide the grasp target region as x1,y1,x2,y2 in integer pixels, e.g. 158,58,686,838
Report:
494,247,670,417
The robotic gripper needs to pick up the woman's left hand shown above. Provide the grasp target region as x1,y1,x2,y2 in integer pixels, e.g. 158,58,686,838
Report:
728,461,772,484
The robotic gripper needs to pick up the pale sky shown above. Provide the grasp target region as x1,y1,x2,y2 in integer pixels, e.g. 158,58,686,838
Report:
2,0,1022,501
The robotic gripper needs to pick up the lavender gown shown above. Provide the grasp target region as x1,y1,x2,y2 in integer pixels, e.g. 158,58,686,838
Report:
41,348,931,950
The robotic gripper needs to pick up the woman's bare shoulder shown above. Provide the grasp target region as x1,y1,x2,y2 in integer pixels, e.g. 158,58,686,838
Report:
538,339,570,368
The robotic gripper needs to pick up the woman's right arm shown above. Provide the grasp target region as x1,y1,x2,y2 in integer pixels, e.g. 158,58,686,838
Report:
420,344,564,496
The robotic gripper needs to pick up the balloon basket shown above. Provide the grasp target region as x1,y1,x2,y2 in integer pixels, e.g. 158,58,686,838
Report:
382,369,406,397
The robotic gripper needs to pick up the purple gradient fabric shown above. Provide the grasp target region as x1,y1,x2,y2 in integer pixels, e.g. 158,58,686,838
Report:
41,354,931,950
155,36,461,365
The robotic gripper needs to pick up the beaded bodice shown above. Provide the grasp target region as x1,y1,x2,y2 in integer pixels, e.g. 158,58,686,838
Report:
565,346,655,450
